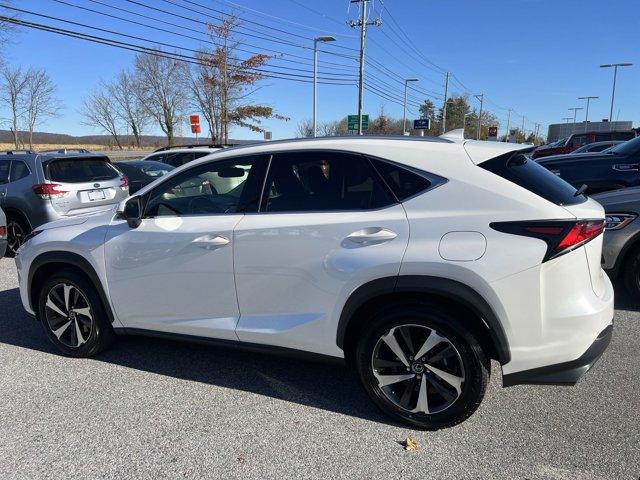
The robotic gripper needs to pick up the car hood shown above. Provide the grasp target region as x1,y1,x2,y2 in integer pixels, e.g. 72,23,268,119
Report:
537,152,619,164
592,187,640,212
37,205,117,231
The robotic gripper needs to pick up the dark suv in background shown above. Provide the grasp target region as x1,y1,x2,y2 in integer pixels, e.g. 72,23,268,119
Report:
0,152,128,256
537,136,640,195
532,130,636,159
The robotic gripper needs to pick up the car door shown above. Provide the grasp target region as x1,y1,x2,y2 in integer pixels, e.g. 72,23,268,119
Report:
0,159,10,206
104,155,269,339
5,159,35,220
233,151,410,357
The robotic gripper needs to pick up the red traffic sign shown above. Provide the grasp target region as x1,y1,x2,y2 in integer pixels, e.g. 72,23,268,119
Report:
189,114,200,125
191,124,201,134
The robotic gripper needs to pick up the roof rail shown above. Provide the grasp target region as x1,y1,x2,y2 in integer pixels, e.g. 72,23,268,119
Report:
39,148,91,154
0,149,37,155
153,143,237,153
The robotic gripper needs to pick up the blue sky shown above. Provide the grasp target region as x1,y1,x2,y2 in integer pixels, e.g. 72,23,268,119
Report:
1,0,638,141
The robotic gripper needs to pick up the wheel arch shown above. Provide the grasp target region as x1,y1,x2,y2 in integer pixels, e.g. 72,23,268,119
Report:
337,275,510,366
3,206,32,230
28,251,115,324
609,230,640,278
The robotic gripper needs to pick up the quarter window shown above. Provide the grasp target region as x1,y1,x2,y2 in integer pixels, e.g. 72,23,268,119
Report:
0,160,9,184
370,159,434,200
144,156,267,217
262,152,395,212
10,160,30,181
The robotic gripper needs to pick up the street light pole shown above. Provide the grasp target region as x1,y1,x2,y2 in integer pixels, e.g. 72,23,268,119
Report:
312,36,336,137
578,96,598,132
600,63,632,122
568,107,583,125
403,78,418,135
504,108,512,142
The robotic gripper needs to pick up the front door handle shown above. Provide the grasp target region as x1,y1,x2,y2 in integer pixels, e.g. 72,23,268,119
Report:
192,234,230,250
345,227,397,245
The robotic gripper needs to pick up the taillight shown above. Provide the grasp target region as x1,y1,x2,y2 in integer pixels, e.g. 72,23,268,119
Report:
491,219,604,262
119,176,129,190
32,183,68,199
0,226,5,236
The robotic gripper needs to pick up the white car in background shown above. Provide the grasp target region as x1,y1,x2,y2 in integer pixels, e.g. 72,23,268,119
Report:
14,136,613,429
140,144,227,168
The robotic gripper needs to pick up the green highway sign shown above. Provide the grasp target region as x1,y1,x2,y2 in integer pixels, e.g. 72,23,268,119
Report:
348,114,369,131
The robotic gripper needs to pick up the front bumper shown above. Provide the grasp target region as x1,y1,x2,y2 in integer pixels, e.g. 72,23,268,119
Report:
503,324,613,386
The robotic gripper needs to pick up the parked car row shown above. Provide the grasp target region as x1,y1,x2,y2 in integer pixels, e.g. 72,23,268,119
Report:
531,130,636,159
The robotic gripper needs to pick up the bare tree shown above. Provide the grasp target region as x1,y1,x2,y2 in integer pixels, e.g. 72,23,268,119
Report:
189,55,221,142
199,15,287,144
107,70,149,148
296,119,341,138
24,68,62,148
81,89,123,150
134,52,187,146
0,64,29,148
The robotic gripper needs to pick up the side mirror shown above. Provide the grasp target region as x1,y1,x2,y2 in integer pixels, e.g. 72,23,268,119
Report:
122,196,142,229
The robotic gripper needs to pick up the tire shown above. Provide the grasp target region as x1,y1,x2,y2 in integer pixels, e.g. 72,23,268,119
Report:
623,245,640,300
355,304,489,430
37,270,115,357
5,215,30,258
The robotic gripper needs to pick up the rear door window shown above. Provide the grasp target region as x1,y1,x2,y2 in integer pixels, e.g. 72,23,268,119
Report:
481,151,585,206
262,152,395,212
46,158,120,183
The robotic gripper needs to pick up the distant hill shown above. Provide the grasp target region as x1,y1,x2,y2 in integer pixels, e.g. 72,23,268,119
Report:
0,130,259,149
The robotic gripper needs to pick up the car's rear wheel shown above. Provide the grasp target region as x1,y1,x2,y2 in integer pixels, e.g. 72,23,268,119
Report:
623,245,640,300
355,304,489,429
37,271,114,357
5,216,29,257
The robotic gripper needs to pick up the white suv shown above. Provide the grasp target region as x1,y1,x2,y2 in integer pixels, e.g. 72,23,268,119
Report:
15,136,614,429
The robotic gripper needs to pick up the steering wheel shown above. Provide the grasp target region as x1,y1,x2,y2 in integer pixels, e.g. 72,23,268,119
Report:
187,196,224,214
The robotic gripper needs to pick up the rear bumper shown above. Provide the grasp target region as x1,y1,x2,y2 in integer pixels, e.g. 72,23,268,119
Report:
503,324,613,386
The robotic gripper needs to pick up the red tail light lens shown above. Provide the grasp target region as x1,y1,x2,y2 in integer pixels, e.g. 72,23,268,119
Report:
0,226,5,236
556,221,605,251
119,176,129,190
32,183,68,199
491,219,604,262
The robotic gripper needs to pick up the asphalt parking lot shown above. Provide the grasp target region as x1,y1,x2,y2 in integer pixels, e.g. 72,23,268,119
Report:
0,258,638,480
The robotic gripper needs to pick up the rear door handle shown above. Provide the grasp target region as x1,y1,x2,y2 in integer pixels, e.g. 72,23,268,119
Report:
345,228,397,245
613,164,639,171
192,234,230,250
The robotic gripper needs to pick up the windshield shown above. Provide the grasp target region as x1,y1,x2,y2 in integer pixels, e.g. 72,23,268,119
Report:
607,136,640,156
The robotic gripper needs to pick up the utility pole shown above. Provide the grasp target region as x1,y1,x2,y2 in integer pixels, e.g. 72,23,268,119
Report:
474,93,484,140
349,0,380,135
403,78,418,135
505,108,512,142
600,63,632,122
521,115,525,142
562,117,572,123
313,36,336,137
441,72,449,134
577,96,598,133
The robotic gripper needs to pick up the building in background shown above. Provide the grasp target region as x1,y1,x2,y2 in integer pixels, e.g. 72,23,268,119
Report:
547,120,633,143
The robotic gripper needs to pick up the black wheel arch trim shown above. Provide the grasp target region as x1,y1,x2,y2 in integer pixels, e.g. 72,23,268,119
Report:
336,275,511,365
28,251,116,324
608,229,640,278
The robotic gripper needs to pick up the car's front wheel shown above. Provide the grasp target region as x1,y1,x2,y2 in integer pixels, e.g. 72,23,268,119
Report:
37,271,114,357
5,216,29,257
355,304,489,429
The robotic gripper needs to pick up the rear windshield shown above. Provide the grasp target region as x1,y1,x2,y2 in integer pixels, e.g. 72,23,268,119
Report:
608,136,640,156
480,151,585,206
46,158,119,183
